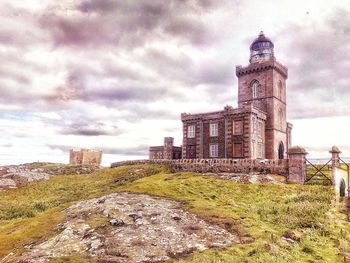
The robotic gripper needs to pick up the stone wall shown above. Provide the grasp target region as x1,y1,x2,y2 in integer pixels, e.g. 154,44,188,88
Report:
149,137,182,160
111,158,289,176
70,149,102,165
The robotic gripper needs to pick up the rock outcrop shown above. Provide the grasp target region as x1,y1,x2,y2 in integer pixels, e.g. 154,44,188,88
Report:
17,193,239,262
0,163,101,190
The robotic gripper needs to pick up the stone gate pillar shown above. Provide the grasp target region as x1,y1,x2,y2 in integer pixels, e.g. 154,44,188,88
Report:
287,146,308,184
330,146,341,168
330,146,341,186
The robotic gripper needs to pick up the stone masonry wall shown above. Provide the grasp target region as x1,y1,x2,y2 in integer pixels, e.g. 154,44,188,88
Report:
70,149,102,165
111,158,289,176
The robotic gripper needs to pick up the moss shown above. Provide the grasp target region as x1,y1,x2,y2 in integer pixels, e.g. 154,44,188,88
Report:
0,164,168,224
0,206,65,258
85,213,110,231
0,164,168,258
49,256,97,263
119,172,350,262
0,164,349,262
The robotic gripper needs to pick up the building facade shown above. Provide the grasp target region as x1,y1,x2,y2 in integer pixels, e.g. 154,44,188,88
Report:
69,149,102,165
149,137,182,160
181,32,292,160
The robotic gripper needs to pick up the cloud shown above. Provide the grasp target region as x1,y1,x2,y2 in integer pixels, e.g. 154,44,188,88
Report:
102,145,149,156
0,0,349,166
41,0,219,49
278,7,350,119
45,72,86,104
59,120,120,136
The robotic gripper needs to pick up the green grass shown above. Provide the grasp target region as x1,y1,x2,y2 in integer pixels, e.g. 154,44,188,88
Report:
0,164,168,258
0,206,65,259
0,164,349,262
119,172,350,262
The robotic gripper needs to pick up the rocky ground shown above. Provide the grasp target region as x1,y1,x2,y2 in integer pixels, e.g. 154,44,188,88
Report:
204,172,286,184
15,193,239,263
0,163,101,190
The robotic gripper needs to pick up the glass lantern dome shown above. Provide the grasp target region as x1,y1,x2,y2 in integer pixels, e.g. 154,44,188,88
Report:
249,31,274,63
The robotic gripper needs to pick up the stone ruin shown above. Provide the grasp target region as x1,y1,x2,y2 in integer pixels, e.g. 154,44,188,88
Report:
69,149,102,166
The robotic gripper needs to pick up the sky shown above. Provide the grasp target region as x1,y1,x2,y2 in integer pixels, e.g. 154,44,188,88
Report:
0,0,350,166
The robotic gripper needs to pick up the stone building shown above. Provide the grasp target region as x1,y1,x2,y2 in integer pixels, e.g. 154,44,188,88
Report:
69,149,102,165
181,31,292,159
149,137,182,160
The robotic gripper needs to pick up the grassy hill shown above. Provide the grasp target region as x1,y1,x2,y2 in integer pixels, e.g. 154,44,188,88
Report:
0,163,349,262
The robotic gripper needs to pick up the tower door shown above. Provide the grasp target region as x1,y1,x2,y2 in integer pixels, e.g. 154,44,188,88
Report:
340,179,346,197
187,145,196,159
278,142,284,159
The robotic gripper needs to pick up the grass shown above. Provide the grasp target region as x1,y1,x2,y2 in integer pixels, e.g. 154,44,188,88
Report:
0,207,65,260
0,164,349,262
119,172,350,262
0,164,168,258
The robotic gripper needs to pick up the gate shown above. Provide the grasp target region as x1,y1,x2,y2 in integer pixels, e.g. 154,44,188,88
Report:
305,147,350,198
305,158,333,184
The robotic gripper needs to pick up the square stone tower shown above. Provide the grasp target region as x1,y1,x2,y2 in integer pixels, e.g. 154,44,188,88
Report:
236,31,292,159
163,137,174,159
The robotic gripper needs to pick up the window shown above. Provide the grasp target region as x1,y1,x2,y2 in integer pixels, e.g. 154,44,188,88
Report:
187,125,195,138
187,145,196,159
278,81,283,100
210,123,218,137
233,143,243,157
257,143,263,159
233,120,243,135
210,144,218,158
252,81,259,99
278,109,283,129
257,121,263,136
252,140,256,159
252,116,257,132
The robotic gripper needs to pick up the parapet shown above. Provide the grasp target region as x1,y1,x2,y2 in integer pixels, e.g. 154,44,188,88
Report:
236,60,288,78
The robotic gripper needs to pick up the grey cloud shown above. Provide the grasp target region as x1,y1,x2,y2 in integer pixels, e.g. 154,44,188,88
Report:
102,145,148,156
77,0,215,15
0,4,49,48
128,106,179,121
0,143,12,148
197,64,233,86
83,86,164,103
47,73,85,102
41,0,219,49
60,121,120,137
48,144,72,153
61,127,111,136
77,0,122,13
279,7,350,119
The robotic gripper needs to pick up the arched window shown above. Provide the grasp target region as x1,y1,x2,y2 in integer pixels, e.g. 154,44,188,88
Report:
278,81,283,99
252,116,257,131
340,179,346,197
278,108,283,129
278,142,284,159
252,81,259,99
